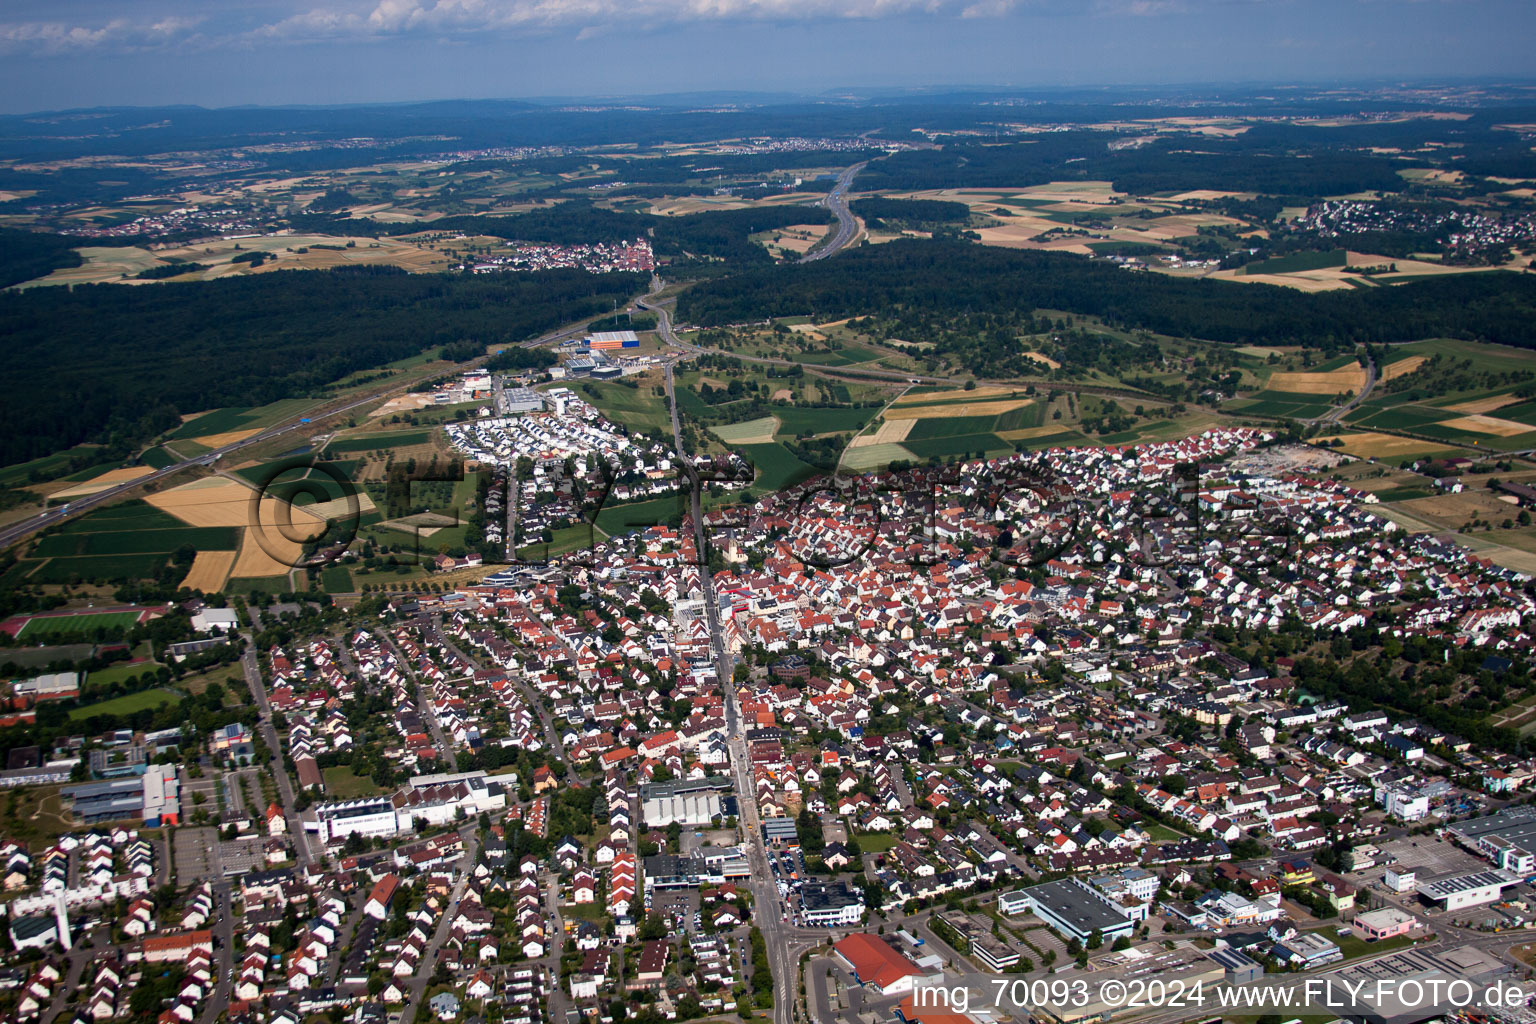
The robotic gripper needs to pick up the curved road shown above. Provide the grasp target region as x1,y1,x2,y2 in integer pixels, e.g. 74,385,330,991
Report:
802,162,866,263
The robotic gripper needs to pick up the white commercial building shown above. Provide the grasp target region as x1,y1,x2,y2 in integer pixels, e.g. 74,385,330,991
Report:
1415,869,1521,911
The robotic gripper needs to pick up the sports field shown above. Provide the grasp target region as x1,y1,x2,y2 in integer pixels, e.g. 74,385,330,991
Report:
16,610,146,640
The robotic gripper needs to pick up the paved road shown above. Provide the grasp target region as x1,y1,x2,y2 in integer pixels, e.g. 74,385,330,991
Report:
1314,352,1378,426
238,633,312,864
802,162,866,263
651,297,829,1024
395,834,480,1024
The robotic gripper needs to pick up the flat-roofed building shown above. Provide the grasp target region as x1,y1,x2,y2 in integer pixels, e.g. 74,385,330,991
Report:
1354,907,1418,941
1013,877,1137,944
1415,868,1521,911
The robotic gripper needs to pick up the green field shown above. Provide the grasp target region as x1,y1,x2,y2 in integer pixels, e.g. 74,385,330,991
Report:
905,415,999,440
516,523,606,560
323,765,386,800
68,687,181,721
171,399,318,440
1243,248,1347,275
20,500,236,582
994,402,1046,432
32,527,238,558
737,442,822,494
85,660,165,689
788,344,881,367
18,610,144,640
571,380,672,434
25,554,172,584
901,433,1010,458
325,430,432,454
772,406,879,436
0,446,106,488
1346,405,1455,430
595,495,688,537
229,575,296,597
320,566,354,594
139,447,177,469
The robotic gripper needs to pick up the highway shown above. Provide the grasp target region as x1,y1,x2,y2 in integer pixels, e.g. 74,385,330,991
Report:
802,162,866,263
1315,351,1378,426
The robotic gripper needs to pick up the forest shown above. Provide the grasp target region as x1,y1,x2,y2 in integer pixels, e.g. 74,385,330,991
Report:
676,239,1536,351
0,227,82,288
0,265,645,466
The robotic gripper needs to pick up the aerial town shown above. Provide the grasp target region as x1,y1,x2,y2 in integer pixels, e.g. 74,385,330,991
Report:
9,415,1536,1024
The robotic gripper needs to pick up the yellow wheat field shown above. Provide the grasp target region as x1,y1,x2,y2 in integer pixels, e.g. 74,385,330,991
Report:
180,550,237,593
1265,366,1368,395
51,466,156,499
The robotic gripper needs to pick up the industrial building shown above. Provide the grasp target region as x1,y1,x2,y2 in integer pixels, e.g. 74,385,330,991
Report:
832,933,933,996
1415,868,1522,910
640,777,731,827
312,797,400,844
500,388,545,415
1010,877,1138,944
1445,805,1536,874
585,330,639,350
62,763,179,826
1271,930,1342,968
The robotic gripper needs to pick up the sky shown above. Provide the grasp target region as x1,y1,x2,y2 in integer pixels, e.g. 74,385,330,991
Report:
0,0,1533,114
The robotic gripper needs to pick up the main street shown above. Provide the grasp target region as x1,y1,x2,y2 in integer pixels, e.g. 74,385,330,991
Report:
651,286,829,1024
237,632,313,864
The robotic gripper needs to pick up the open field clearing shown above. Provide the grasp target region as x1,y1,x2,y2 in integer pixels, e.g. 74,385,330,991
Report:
51,466,156,499
191,428,263,447
19,233,455,287
1020,351,1061,369
179,550,237,593
1264,366,1368,394
146,477,264,527
1380,355,1427,382
1435,414,1534,437
840,442,915,471
230,518,317,577
893,385,1018,406
757,224,828,257
1313,431,1466,460
646,192,830,216
711,417,780,445
369,394,438,418
849,418,917,448
886,397,1033,421
1388,491,1521,529
1446,393,1522,414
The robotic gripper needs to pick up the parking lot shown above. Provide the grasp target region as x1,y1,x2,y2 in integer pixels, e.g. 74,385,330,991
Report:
173,826,218,883
650,888,701,932
219,836,266,877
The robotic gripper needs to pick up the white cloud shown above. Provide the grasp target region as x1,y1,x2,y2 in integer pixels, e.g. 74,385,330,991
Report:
254,0,1015,43
0,14,202,55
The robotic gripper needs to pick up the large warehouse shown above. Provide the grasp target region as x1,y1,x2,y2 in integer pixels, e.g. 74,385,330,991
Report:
1011,877,1138,944
1445,805,1536,874
640,777,731,826
1415,868,1522,911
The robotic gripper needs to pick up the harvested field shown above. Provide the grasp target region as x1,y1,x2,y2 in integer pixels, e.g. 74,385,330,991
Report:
771,389,793,401
849,418,917,448
1446,394,1522,414
145,477,260,527
840,442,914,471
1020,351,1061,369
1436,414,1534,437
191,428,262,447
51,466,155,499
369,394,438,418
300,492,378,521
998,424,1075,441
1380,356,1427,382
379,511,456,536
894,385,1015,406
180,550,237,593
1265,366,1368,395
711,417,780,445
886,398,1030,421
1392,491,1528,529
230,515,316,578
1313,431,1461,459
